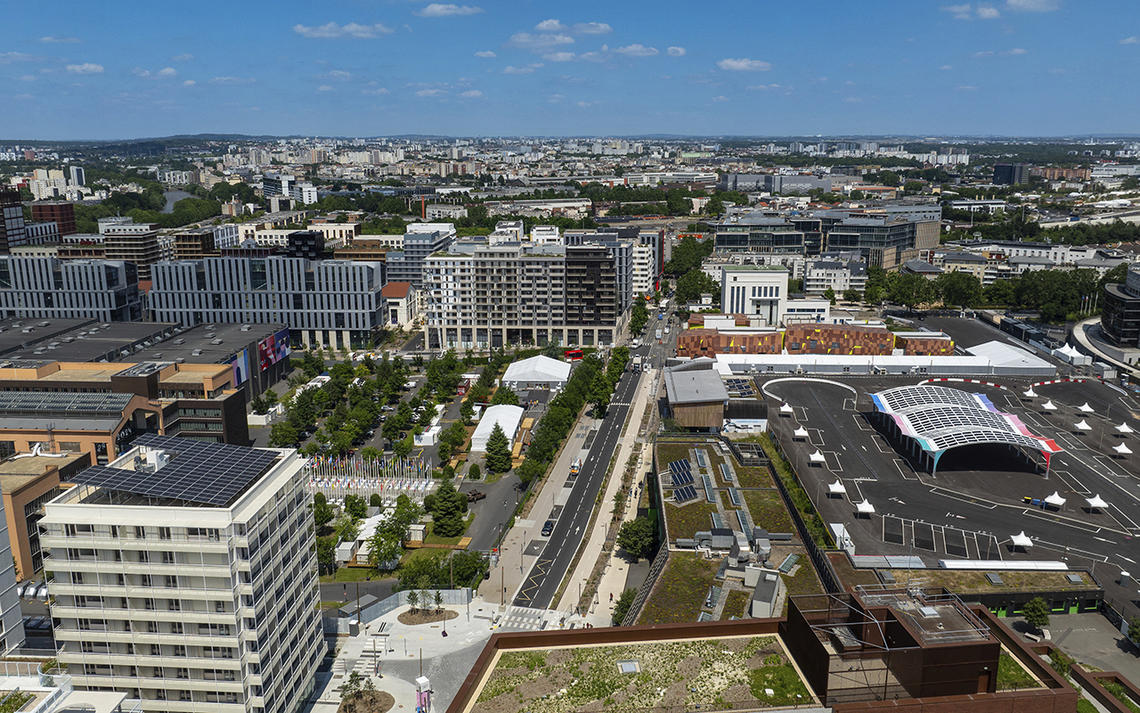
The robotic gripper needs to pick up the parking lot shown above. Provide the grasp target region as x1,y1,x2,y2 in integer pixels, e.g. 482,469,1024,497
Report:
762,374,1140,617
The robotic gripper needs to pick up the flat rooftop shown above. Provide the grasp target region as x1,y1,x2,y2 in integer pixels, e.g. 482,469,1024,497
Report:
130,322,286,364
0,318,177,362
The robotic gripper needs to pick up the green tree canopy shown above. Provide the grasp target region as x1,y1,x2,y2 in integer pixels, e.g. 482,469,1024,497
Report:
483,423,513,474
616,516,656,560
936,270,983,310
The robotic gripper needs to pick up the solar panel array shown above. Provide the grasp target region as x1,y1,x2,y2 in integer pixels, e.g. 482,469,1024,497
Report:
724,378,756,396
668,459,694,486
874,385,983,414
735,510,751,533
71,433,280,507
0,391,134,415
673,485,698,503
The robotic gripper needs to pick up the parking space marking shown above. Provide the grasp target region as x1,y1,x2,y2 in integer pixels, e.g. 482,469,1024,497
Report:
824,452,843,472
808,428,826,445
944,528,968,558
893,459,918,481
912,522,936,552
843,398,856,411
976,533,1002,560
882,515,904,545
853,414,873,432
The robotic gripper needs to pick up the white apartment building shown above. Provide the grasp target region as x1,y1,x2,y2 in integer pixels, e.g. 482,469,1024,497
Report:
41,434,322,713
308,222,360,243
721,265,789,326
803,259,867,294
425,204,468,220
0,257,143,321
148,256,386,349
0,493,22,655
632,243,655,297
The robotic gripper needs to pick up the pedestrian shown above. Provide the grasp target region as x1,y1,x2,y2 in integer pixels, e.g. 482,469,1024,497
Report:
609,592,613,603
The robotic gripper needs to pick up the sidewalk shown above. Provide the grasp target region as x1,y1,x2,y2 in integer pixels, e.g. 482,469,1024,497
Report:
477,408,598,607
554,367,658,622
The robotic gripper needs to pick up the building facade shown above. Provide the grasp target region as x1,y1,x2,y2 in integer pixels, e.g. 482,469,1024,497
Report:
100,219,162,281
0,257,142,322
41,435,322,713
385,224,456,287
31,201,77,236
0,190,26,254
720,266,789,326
1101,266,1140,348
148,257,385,349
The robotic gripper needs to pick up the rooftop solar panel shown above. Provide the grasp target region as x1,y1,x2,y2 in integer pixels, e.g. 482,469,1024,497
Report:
671,470,693,486
70,433,280,507
674,485,698,503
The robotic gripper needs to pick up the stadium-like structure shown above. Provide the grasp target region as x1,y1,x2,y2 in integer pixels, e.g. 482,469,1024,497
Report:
871,384,1062,475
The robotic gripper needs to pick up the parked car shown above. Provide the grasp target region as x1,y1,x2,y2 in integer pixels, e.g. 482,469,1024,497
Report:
467,490,486,503
541,520,555,537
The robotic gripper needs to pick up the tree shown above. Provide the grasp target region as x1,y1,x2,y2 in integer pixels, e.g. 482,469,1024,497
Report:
467,463,481,480
340,671,363,701
344,494,367,519
1023,596,1050,632
1129,617,1140,644
823,287,837,305
369,492,383,508
316,537,337,575
629,298,649,336
612,588,637,626
704,195,725,216
393,433,414,458
312,493,334,530
430,480,468,538
433,589,444,613
674,269,719,305
616,516,656,560
889,273,936,312
491,386,519,406
588,370,611,418
250,393,272,415
936,270,983,310
268,421,299,447
407,589,419,613
333,513,361,543
843,288,862,303
484,423,513,474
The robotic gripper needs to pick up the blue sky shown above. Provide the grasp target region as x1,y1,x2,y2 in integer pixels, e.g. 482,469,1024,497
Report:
3,0,1138,139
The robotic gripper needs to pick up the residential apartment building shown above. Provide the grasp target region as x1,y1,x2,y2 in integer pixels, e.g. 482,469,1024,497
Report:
0,450,87,577
31,200,77,235
41,434,322,713
423,241,623,349
0,257,142,322
0,488,23,654
148,257,385,349
803,259,867,294
1,190,26,254
385,223,456,287
99,219,162,281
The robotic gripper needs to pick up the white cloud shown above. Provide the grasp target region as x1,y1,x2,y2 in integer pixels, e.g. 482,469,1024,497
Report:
210,76,255,84
667,46,686,57
1007,47,1028,54
572,22,611,34
460,89,483,97
0,52,34,63
66,62,103,74
615,44,658,57
317,85,333,92
503,63,543,74
843,96,863,103
940,64,954,70
548,93,565,103
711,95,729,102
535,19,566,31
941,3,973,20
474,50,496,58
1006,0,1059,10
172,53,194,61
40,35,79,43
182,79,196,86
957,84,978,90
417,3,483,17
416,88,445,96
717,57,771,71
543,51,576,62
17,75,35,82
327,69,351,79
293,22,394,39
972,50,995,57
1121,36,1139,45
747,83,782,90
976,5,1001,18
576,100,594,107
362,87,390,95
131,67,150,77
157,67,177,77
508,32,573,50
134,66,177,79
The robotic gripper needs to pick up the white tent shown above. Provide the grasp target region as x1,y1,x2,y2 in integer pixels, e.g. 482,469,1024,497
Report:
1078,402,1095,413
792,426,810,440
1086,494,1109,510
855,499,875,515
1023,387,1037,398
827,480,847,497
1073,420,1092,431
808,450,826,465
470,404,525,452
1010,531,1033,549
1113,442,1133,456
1041,400,1057,411
1116,422,1135,434
501,355,572,390
1044,491,1067,508
779,402,794,417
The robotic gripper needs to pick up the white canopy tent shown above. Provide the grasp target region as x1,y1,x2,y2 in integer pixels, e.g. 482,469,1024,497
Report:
1041,400,1057,411
808,450,826,465
1044,491,1067,508
1023,387,1038,398
1078,402,1095,413
827,480,847,497
1010,531,1033,549
470,404,525,452
1116,422,1135,434
1073,420,1092,432
855,499,875,515
792,427,810,440
779,402,794,417
1085,494,1109,511
1113,442,1133,457
501,355,572,391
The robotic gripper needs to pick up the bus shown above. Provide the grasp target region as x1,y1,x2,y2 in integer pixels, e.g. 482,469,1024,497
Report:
564,348,584,361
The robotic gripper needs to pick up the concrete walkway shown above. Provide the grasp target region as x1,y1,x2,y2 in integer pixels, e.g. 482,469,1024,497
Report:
554,367,658,623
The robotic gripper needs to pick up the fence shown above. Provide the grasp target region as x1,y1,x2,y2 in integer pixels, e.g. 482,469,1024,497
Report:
325,588,473,634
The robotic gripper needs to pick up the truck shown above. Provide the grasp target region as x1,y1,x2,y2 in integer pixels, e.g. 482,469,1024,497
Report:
570,458,582,477
632,355,643,372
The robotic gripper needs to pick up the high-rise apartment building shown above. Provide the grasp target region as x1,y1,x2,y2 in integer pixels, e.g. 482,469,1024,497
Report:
148,256,385,349
993,163,1030,185
31,200,77,236
0,257,141,321
99,219,162,281
0,190,26,254
386,223,456,287
41,434,322,713
68,165,86,187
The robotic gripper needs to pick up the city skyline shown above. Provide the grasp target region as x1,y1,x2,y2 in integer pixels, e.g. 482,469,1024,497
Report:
4,0,1140,139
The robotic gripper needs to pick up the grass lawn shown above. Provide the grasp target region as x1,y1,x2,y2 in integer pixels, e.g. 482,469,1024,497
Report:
735,465,775,488
881,569,1094,595
638,552,721,625
319,567,376,583
656,442,695,469
721,589,751,620
781,557,824,598
663,501,719,540
743,489,795,533
423,513,475,545
996,650,1041,691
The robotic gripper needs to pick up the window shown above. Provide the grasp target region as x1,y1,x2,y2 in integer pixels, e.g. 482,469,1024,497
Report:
135,526,146,539
147,621,158,633
70,572,83,584
171,622,183,634
151,644,161,656
173,645,186,657
162,551,175,564
158,527,171,540
176,667,188,679
168,600,181,612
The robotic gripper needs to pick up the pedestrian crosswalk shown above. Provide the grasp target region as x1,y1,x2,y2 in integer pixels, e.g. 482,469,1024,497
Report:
497,605,554,631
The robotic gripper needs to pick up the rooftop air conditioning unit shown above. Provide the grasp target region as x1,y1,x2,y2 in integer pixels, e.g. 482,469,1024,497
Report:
210,339,223,345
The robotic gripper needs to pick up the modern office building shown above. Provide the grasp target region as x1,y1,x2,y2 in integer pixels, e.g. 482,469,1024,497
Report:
1101,265,1140,347
69,165,86,187
148,256,385,349
31,200,77,236
0,257,142,322
261,173,295,197
993,163,1030,185
170,224,241,260
721,265,789,326
0,190,25,254
385,223,456,287
99,219,162,281
423,240,624,349
41,434,322,713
